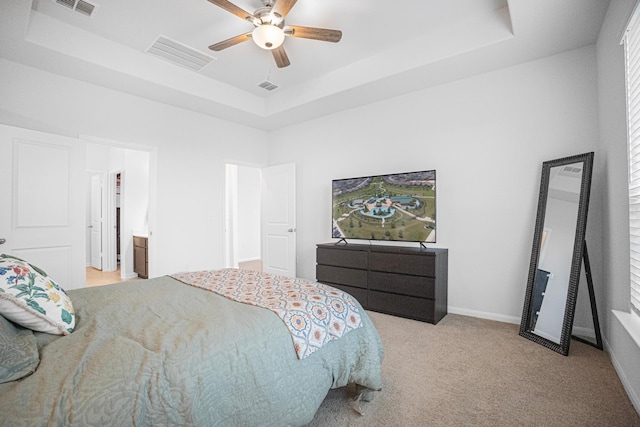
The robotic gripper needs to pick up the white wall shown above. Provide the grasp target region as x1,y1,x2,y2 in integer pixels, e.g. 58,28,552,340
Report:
597,0,640,412
268,45,602,325
0,58,269,277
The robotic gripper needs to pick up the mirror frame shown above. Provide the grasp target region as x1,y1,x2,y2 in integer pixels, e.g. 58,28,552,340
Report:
519,152,594,356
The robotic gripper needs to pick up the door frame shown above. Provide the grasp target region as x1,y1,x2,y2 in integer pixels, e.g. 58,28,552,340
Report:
81,135,157,278
223,159,265,270
106,170,123,273
87,170,107,270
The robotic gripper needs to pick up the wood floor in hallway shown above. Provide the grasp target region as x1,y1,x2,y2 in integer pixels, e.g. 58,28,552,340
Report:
86,267,139,287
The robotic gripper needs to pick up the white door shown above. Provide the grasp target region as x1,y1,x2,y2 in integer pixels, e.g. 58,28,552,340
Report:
0,125,86,289
261,163,296,277
90,174,102,270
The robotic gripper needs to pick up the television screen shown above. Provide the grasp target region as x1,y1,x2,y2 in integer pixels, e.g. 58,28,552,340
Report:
332,170,436,243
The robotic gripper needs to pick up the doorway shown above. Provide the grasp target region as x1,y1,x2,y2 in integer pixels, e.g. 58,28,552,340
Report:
225,163,262,271
224,162,297,277
85,141,152,286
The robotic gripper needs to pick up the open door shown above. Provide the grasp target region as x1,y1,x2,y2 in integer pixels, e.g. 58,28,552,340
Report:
0,125,86,289
261,163,296,277
90,174,102,270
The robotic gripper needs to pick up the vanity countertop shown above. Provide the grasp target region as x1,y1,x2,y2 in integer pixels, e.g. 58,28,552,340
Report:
132,229,148,238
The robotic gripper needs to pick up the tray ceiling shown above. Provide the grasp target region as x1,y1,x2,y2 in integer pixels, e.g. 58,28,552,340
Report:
0,0,609,130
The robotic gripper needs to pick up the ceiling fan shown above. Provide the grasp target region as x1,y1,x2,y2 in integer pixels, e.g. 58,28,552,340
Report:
206,0,342,68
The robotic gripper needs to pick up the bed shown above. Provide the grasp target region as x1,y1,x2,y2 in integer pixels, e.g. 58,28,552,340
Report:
0,256,383,426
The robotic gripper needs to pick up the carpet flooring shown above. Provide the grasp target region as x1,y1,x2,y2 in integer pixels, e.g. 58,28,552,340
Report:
307,312,640,427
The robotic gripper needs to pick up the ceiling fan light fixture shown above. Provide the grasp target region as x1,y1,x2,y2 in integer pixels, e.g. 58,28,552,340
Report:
252,24,285,50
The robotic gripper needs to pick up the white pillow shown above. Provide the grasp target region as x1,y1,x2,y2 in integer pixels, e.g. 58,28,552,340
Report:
0,254,75,335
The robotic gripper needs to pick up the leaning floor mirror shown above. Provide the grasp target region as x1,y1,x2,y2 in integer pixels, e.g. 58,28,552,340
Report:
519,152,601,356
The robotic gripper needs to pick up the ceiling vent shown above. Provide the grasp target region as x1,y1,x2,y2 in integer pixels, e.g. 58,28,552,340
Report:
258,80,279,91
146,36,215,72
558,165,583,177
55,0,97,17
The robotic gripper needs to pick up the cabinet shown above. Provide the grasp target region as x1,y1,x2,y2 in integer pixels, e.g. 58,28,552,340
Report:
316,243,448,324
133,236,148,279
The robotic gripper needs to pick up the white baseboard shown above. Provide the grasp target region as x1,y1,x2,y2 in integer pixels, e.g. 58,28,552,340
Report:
447,306,521,325
610,311,640,415
607,335,640,414
122,272,138,280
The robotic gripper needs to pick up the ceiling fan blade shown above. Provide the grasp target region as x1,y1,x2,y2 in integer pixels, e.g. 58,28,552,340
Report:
272,0,297,18
284,25,342,43
208,32,252,51
272,45,290,68
206,0,255,23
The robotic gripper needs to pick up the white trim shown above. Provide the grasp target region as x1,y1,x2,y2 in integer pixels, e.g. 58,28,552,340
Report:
613,309,640,349
81,134,157,278
448,306,521,325
225,163,239,268
619,0,640,44
107,170,122,273
608,313,640,414
223,157,266,271
623,6,640,314
121,272,139,280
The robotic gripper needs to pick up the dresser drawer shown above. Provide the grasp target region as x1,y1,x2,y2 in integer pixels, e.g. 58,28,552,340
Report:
317,265,367,289
369,252,435,277
317,247,368,269
369,271,435,299
316,243,447,325
368,290,435,323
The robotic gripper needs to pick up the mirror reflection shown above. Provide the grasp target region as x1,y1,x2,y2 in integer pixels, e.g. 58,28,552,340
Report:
519,152,596,356
527,162,583,344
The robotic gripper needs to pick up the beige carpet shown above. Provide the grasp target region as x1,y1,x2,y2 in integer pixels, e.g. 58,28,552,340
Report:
307,312,640,427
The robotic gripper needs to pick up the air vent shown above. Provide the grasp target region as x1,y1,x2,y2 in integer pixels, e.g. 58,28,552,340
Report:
258,80,279,91
146,36,216,72
56,0,75,9
75,0,95,16
558,165,583,177
54,0,97,17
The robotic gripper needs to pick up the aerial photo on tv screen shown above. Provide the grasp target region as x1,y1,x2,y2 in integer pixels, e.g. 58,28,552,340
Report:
332,170,436,243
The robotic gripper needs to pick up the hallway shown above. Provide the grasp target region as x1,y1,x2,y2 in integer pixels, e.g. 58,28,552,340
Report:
86,267,139,287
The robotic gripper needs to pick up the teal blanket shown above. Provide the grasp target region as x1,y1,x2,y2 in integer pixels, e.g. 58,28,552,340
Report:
0,276,383,426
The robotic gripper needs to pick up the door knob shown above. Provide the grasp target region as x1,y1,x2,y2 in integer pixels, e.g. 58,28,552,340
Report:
0,238,5,245
288,228,296,233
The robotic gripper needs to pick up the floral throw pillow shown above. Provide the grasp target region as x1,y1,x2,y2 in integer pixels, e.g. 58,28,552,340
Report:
0,254,75,335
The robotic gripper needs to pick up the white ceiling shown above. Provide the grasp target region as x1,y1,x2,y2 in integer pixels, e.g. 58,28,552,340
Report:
0,0,609,130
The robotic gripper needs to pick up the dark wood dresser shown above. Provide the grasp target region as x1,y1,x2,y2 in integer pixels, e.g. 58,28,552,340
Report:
316,243,448,324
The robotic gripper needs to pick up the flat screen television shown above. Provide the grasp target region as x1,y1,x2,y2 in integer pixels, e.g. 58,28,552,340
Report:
332,170,436,243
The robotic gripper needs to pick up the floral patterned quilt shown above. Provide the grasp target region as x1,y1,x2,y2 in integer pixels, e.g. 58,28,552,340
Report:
171,268,363,359
0,275,383,426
